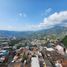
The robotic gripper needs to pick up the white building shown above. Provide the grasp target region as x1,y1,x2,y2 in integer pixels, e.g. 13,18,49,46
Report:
55,45,64,55
31,56,40,67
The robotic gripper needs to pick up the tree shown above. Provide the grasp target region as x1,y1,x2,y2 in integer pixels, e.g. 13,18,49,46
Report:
8,39,21,46
62,35,67,47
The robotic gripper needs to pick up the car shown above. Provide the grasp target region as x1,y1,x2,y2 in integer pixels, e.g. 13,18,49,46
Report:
3,47,16,57
0,50,9,63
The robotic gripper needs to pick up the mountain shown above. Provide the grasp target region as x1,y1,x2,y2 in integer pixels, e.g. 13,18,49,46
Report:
0,26,66,39
36,26,67,39
37,26,67,35
0,30,33,39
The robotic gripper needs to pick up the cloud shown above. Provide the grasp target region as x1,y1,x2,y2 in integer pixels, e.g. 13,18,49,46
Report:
0,24,35,31
0,25,15,31
33,11,67,30
42,8,52,16
18,12,27,17
19,13,22,17
23,13,27,17
0,11,67,31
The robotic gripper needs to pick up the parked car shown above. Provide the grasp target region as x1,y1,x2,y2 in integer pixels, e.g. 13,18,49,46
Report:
0,50,9,63
3,47,16,57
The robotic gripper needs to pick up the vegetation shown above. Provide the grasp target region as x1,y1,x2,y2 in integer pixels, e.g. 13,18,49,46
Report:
62,35,67,47
8,39,21,46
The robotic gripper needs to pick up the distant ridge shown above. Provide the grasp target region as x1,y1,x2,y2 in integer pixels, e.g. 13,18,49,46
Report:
0,26,66,39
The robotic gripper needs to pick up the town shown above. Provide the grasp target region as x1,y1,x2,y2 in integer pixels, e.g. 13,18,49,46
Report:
0,35,67,67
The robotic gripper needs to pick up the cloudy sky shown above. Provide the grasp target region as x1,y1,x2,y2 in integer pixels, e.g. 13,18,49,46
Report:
0,0,67,31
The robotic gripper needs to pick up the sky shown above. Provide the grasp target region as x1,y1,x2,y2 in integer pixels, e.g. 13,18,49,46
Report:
0,0,67,31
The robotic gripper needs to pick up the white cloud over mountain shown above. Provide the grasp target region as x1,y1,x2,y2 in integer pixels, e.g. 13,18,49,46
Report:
0,11,67,31
33,11,67,30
